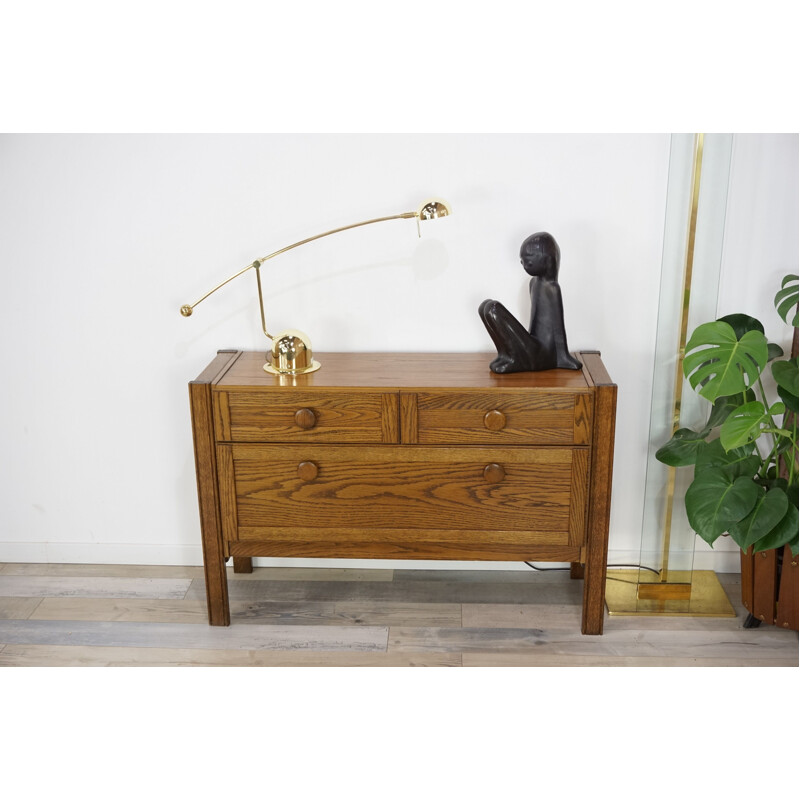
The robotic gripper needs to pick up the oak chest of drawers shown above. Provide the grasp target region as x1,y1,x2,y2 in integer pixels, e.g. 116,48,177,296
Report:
189,351,617,634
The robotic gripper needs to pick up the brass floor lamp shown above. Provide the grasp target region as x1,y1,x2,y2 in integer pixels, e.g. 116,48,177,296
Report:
605,133,737,617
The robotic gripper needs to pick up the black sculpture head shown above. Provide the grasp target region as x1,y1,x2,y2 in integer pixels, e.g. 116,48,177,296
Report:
520,232,560,280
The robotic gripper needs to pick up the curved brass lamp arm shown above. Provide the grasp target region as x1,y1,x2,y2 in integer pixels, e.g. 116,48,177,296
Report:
179,207,436,333
257,211,417,266
180,260,260,320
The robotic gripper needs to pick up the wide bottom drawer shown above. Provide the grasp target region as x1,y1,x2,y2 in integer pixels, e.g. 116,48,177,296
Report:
217,444,589,555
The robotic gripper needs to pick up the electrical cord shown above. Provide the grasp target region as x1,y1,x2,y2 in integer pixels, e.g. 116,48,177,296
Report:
607,563,661,575
524,561,661,575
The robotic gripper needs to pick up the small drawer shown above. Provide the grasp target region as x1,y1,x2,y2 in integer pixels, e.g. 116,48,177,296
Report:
403,391,593,446
213,390,399,443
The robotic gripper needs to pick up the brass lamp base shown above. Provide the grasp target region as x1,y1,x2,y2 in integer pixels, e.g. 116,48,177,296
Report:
605,570,736,617
263,360,321,376
263,328,321,376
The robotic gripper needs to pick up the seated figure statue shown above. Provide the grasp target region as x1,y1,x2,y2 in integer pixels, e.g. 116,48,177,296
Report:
479,232,582,373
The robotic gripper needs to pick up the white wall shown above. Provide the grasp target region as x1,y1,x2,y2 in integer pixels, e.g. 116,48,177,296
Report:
718,134,799,333
0,133,795,570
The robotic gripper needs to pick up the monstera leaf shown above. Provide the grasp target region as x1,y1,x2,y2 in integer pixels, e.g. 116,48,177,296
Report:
719,401,771,451
752,502,799,553
772,358,799,413
654,428,708,467
682,321,768,402
727,487,789,550
774,274,799,327
716,313,764,338
767,343,785,361
694,438,760,478
704,389,757,430
684,467,759,545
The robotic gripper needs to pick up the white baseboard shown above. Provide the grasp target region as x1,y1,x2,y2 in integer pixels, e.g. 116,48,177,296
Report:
0,542,205,566
0,542,744,573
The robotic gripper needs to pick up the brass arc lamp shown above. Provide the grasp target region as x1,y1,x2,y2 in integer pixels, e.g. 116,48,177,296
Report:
180,198,451,375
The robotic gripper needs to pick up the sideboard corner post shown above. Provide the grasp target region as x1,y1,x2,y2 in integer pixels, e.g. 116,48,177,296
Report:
580,353,617,635
189,351,240,626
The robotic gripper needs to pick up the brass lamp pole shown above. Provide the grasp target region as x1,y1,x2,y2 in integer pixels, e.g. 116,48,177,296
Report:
181,198,452,375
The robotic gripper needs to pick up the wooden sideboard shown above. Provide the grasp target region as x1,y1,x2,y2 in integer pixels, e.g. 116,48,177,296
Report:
189,351,617,634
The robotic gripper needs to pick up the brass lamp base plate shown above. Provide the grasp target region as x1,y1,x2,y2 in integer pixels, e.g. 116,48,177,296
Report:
263,360,321,376
605,570,737,617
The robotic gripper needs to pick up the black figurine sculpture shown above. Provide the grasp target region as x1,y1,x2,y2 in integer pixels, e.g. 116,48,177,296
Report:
479,232,582,373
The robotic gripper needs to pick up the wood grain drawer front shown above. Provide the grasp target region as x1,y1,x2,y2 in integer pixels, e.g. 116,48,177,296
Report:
222,444,588,548
408,391,593,445
214,390,399,443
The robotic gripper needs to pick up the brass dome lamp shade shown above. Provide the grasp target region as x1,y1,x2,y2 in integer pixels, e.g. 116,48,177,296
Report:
180,198,451,375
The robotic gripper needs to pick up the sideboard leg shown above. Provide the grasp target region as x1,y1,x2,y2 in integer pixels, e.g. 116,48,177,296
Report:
581,374,617,635
233,557,254,574
190,361,235,627
570,563,585,579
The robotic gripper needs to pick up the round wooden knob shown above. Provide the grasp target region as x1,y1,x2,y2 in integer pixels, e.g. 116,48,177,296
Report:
294,408,316,430
297,461,318,481
483,409,507,431
483,463,505,483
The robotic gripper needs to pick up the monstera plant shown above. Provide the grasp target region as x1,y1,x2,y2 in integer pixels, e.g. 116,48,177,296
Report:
656,274,799,556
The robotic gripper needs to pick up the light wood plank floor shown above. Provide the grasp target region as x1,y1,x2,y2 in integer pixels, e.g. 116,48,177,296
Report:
0,563,796,666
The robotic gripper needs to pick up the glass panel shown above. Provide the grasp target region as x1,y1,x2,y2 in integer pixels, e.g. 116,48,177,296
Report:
618,133,733,610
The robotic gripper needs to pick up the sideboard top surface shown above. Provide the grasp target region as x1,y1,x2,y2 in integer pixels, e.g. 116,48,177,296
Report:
211,351,594,392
